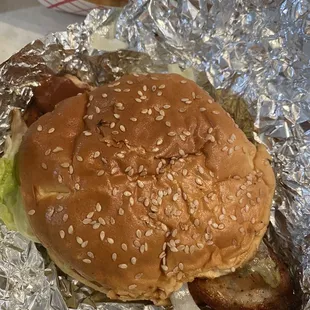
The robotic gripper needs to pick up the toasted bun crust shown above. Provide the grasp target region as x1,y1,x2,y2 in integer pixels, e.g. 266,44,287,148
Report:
19,73,275,304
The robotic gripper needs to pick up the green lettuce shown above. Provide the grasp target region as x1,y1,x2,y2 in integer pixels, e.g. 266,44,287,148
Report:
0,110,37,241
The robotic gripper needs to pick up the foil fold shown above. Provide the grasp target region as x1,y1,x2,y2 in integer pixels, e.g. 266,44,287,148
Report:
0,0,309,309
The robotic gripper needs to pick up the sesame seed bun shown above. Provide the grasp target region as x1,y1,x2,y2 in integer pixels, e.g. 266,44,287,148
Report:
18,73,275,304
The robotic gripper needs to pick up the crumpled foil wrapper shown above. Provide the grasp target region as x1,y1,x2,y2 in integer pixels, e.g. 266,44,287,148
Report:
0,0,309,309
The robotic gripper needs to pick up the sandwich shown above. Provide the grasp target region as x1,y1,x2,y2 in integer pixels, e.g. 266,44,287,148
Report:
0,73,285,306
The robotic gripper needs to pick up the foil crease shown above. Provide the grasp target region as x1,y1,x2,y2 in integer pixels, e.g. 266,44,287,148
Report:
0,0,309,309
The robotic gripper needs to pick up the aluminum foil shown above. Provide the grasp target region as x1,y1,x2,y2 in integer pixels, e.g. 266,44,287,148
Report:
0,0,309,309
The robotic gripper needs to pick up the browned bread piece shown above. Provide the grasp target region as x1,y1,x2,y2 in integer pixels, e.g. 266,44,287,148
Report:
188,245,296,310
19,73,275,304
24,75,91,126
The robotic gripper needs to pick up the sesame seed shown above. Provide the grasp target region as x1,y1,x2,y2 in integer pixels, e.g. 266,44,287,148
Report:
212,110,220,115
84,131,92,136
69,165,74,175
92,223,100,230
156,138,163,145
173,193,179,201
157,91,162,96
137,180,145,189
83,219,92,224
135,98,142,103
200,107,207,112
62,214,68,222
180,80,187,84
44,149,51,156
182,169,188,176
195,178,203,186
99,231,105,241
140,245,145,253
66,226,73,235
168,131,176,137
107,238,114,244
96,170,104,177
161,265,168,271
239,227,245,234
127,80,133,84
145,229,153,237
114,113,120,119
218,224,225,230
181,98,190,102
179,149,185,156
156,115,164,121
114,88,121,92
37,125,43,132
94,151,100,158
121,243,128,251
206,241,214,245
124,191,132,197
167,173,174,181
111,167,118,175
120,125,126,132
136,230,142,238
81,241,89,248
165,121,171,127
219,214,225,221
95,203,102,212
87,252,94,259
194,219,200,226
48,128,55,134
41,163,48,170
28,209,35,215
97,218,105,226
82,258,91,264
95,106,101,114
144,198,150,207
247,192,252,198
61,162,70,168
102,93,107,98
76,155,83,162
86,212,94,219
230,215,237,221
118,264,128,269
112,253,117,261
110,122,116,129
212,223,218,229
163,105,171,109
76,237,83,244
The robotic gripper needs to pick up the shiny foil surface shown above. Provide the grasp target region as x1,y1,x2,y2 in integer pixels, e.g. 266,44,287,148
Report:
0,1,309,309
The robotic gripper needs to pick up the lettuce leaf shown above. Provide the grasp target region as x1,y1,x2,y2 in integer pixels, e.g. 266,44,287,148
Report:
0,110,37,241
0,158,17,230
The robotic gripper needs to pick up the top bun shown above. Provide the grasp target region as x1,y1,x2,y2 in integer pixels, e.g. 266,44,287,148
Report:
19,73,275,304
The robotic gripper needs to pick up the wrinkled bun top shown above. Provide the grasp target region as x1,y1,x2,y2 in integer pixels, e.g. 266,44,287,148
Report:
19,73,275,304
